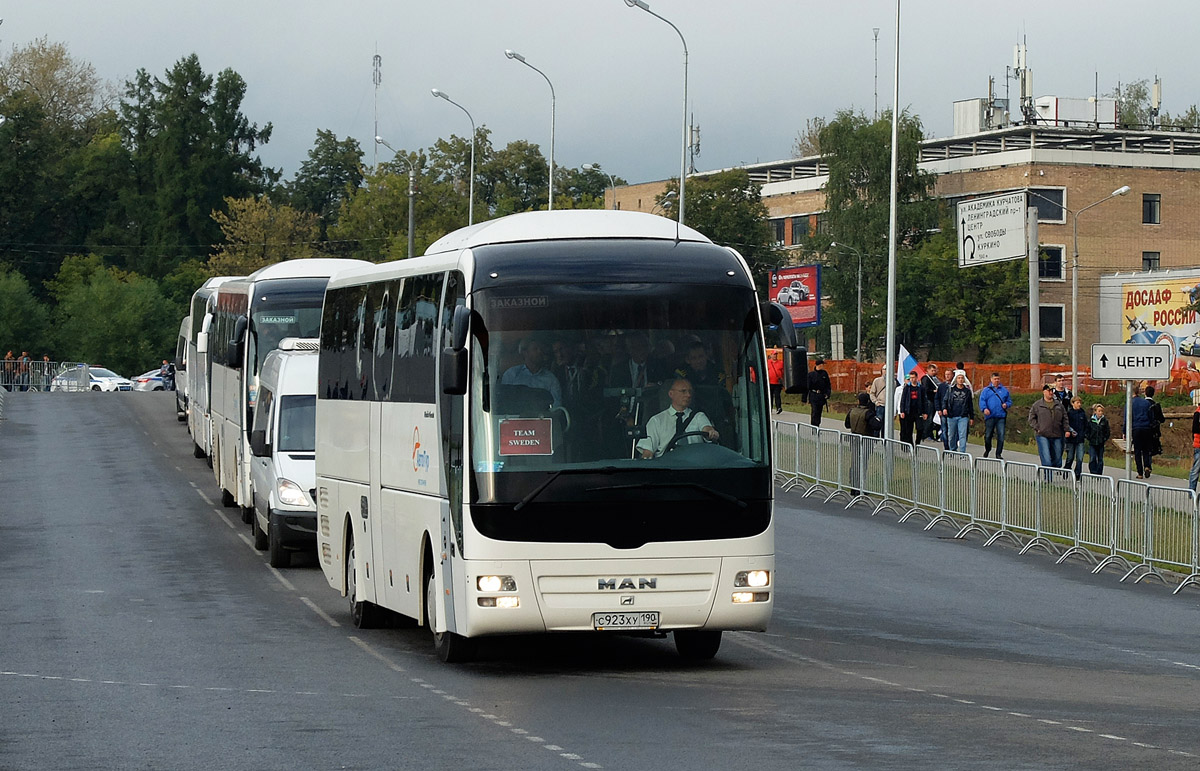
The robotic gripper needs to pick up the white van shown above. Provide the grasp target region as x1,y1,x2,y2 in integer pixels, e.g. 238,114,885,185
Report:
248,338,319,567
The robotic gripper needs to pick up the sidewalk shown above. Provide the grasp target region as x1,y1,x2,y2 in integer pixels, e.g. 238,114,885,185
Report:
777,408,1190,490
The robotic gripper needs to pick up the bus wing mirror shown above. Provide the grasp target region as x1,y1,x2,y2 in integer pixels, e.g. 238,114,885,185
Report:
196,331,208,354
450,305,471,351
249,429,271,457
784,346,809,395
228,317,248,369
761,301,799,348
441,348,468,395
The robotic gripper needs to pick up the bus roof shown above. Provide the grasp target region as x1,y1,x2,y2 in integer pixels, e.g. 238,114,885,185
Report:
246,258,372,282
424,210,711,255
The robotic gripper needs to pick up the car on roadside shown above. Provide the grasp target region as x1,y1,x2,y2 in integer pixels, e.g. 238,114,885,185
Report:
50,366,133,392
132,369,166,391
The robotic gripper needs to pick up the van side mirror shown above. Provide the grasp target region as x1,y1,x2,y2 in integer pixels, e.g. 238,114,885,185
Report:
249,429,271,457
784,346,809,395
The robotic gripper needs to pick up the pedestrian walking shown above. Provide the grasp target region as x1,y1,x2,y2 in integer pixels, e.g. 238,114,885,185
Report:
1130,385,1163,479
2,350,13,391
897,370,928,447
1028,385,1069,469
1086,403,1111,476
1063,396,1087,479
766,348,783,414
804,357,831,427
17,351,31,392
918,363,941,442
1190,404,1200,492
869,365,889,429
1051,375,1073,407
845,392,883,496
940,371,974,453
978,371,1012,459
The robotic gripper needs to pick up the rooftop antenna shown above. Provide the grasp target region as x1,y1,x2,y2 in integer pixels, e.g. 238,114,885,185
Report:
372,46,382,170
873,27,880,119
1151,75,1162,128
688,115,700,173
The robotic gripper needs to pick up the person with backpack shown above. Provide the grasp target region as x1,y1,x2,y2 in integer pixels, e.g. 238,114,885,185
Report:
845,392,883,496
977,371,1013,460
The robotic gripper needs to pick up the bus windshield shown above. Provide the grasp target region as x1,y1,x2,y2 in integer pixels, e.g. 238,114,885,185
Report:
469,282,770,504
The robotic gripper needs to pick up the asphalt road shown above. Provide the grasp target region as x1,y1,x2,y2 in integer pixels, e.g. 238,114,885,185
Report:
2,392,1199,770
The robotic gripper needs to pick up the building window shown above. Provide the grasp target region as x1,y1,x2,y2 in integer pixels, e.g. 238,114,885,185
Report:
1039,305,1065,340
1038,245,1064,280
1028,188,1065,223
772,219,786,246
791,216,810,242
1142,251,1161,271
1143,194,1161,224
815,213,830,235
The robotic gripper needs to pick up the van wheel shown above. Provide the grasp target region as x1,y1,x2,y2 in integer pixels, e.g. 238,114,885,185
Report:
267,513,289,568
674,630,722,660
252,513,268,551
240,505,253,524
347,531,380,629
220,488,235,507
426,571,475,663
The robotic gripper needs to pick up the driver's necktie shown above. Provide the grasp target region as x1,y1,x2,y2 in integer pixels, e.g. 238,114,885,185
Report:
675,411,686,439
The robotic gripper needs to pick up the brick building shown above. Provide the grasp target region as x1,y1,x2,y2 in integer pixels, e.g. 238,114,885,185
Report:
608,125,1200,359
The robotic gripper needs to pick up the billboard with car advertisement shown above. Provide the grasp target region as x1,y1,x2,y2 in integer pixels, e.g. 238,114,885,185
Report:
1099,269,1200,358
768,265,820,328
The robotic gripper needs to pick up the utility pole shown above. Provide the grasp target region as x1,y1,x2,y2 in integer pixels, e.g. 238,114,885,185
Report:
372,48,381,170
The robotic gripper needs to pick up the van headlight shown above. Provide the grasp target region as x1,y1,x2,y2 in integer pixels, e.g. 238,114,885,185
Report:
276,479,311,507
477,575,517,592
734,570,770,588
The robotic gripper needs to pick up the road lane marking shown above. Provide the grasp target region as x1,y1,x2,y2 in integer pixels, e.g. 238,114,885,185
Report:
195,489,214,506
300,597,340,627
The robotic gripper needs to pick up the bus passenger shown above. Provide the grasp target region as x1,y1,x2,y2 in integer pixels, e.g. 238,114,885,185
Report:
636,378,719,459
500,337,562,408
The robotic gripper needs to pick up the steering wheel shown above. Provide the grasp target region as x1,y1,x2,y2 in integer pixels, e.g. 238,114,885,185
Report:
663,430,713,454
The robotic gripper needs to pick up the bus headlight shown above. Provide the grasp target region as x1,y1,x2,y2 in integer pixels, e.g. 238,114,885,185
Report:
732,592,770,603
477,575,517,593
734,570,770,588
276,479,311,507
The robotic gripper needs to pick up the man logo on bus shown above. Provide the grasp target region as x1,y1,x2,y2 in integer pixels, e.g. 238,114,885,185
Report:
412,427,430,474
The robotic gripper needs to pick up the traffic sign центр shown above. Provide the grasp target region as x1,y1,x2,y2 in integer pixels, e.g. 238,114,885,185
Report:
1090,343,1172,380
956,192,1027,268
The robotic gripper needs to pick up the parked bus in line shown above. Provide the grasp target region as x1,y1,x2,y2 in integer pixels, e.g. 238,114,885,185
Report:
185,277,242,459
209,259,369,517
315,210,804,662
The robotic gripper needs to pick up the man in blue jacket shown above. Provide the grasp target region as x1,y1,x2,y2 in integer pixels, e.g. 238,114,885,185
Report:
978,372,1013,460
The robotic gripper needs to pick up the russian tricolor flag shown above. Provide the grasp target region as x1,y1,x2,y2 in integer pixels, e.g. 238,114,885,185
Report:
896,345,925,384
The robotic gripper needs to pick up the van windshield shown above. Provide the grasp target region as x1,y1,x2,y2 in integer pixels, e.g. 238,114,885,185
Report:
278,395,315,452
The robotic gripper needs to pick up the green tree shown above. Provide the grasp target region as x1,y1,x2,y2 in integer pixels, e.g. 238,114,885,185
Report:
655,169,781,284
0,36,112,130
555,164,626,209
283,129,364,240
48,255,179,374
1111,78,1200,129
0,91,66,290
0,267,51,357
209,196,320,275
484,139,549,216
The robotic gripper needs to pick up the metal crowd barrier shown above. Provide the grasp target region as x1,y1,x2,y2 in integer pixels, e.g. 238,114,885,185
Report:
1,361,87,392
773,420,1200,596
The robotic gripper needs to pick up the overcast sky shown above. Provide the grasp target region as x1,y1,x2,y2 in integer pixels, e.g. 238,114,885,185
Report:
7,1,1199,183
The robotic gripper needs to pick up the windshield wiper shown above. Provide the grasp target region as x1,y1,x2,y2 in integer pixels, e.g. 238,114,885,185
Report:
513,466,620,511
586,482,747,509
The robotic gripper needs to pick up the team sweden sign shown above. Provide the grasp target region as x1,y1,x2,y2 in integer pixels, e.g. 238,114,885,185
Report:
956,192,1027,268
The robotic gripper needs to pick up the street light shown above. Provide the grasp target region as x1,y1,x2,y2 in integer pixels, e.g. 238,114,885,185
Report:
581,163,617,209
374,136,417,260
1072,185,1131,394
431,88,476,226
622,0,688,226
505,49,555,211
831,242,864,362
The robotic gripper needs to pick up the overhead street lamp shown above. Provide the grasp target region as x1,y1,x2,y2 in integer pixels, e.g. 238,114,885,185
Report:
374,136,417,260
1028,184,1131,395
505,49,556,211
431,88,476,226
831,242,865,362
581,163,617,209
622,0,688,226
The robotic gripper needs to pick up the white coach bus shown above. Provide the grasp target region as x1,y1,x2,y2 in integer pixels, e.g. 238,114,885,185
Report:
185,276,241,458
316,210,804,662
210,259,369,515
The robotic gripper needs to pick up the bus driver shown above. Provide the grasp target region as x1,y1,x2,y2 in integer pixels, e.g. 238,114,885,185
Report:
637,378,720,459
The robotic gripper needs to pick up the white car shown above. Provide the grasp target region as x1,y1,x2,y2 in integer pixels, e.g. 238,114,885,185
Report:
777,280,810,306
131,369,167,392
51,366,132,392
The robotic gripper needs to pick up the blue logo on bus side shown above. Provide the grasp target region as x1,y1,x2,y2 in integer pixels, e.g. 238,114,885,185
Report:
412,426,430,484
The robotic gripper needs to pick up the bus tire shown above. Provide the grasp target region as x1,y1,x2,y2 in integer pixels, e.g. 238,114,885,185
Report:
220,488,235,507
426,571,475,663
267,514,289,568
192,442,205,459
347,531,381,629
674,630,722,661
252,512,268,551
240,505,253,524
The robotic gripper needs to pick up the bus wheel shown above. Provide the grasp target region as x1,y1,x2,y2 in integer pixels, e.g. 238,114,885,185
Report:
252,512,268,551
240,505,253,524
426,571,475,663
674,630,722,660
192,442,205,459
346,532,380,629
220,488,235,507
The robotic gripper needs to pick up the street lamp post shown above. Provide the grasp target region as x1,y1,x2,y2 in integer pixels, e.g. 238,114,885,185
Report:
582,163,617,208
623,0,688,226
431,88,476,226
505,49,555,211
374,136,416,260
1071,185,1131,394
831,242,864,362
